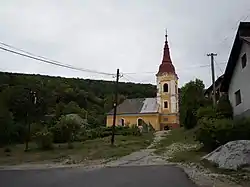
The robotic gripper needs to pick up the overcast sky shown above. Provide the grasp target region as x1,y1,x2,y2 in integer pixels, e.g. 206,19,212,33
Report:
1,0,250,87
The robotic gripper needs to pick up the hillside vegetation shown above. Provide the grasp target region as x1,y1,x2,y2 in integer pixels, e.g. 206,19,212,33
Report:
0,72,156,146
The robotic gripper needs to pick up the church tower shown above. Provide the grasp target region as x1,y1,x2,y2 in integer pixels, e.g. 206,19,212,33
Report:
156,32,179,129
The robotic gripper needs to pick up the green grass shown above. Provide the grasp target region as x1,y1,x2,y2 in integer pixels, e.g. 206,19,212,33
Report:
154,128,197,154
153,128,208,164
0,133,153,165
167,147,206,163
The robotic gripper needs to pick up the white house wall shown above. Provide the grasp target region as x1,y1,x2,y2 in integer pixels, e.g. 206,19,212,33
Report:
228,42,250,116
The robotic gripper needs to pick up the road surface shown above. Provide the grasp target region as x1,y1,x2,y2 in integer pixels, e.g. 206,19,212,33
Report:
0,165,197,187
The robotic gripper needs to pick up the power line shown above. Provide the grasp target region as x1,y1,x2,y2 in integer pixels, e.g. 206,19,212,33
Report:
122,63,227,75
214,60,223,75
0,43,115,76
216,12,250,52
121,75,132,82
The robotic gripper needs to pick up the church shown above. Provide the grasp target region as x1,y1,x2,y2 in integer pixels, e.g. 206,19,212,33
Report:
106,33,179,131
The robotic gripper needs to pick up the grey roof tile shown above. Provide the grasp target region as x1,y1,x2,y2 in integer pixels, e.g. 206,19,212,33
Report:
107,97,158,115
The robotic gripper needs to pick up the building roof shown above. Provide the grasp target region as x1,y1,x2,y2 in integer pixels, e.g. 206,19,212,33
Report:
157,34,177,76
221,22,250,92
204,74,224,95
107,97,159,115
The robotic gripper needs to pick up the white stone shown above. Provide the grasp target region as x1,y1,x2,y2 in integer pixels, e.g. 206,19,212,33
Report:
202,140,250,170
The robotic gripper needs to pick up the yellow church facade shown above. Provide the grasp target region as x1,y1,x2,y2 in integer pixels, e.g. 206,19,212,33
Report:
106,33,179,130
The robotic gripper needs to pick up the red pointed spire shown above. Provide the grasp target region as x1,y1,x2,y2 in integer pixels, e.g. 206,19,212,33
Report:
157,31,177,76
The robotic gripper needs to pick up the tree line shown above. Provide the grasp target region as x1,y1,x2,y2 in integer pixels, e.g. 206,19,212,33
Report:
0,72,156,146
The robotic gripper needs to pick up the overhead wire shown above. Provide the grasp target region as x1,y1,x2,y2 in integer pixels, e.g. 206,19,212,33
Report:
214,60,224,75
0,42,115,76
216,12,250,54
121,63,227,75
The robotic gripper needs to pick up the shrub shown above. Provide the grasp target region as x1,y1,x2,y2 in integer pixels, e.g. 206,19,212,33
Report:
0,107,16,146
50,125,66,143
30,123,44,136
56,115,82,147
232,118,250,140
80,125,142,140
197,106,216,121
195,118,217,150
34,128,53,150
184,108,197,129
196,117,250,150
216,94,233,119
130,125,141,136
148,123,155,132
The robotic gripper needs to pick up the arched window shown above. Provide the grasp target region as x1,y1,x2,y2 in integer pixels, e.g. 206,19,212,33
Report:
163,83,169,93
137,118,143,126
164,101,168,109
121,118,125,126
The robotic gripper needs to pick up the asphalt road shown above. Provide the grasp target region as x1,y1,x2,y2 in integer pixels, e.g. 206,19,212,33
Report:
0,165,197,187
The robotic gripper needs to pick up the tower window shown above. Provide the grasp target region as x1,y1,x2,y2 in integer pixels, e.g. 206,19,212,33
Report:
164,101,168,108
163,83,169,92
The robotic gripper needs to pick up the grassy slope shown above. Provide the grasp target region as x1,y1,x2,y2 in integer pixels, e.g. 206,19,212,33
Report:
0,134,153,165
154,128,206,163
154,128,197,153
154,129,250,185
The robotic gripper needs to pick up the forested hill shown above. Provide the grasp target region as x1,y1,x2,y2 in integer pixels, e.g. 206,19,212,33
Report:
0,72,156,129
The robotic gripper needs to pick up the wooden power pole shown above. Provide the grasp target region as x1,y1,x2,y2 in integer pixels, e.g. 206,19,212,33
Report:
207,53,217,107
25,90,37,152
111,69,120,145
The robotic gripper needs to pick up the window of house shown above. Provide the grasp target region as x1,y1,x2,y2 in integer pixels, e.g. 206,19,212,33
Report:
235,90,242,106
241,54,247,68
164,101,168,108
163,83,169,92
121,118,125,126
163,117,168,122
137,118,143,126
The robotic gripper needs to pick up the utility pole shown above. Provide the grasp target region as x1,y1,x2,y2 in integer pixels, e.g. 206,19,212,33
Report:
25,90,37,152
111,69,120,145
207,53,217,107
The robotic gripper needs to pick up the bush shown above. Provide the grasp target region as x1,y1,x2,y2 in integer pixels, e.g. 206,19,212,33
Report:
56,115,82,146
79,125,142,141
197,106,216,121
216,94,233,119
196,117,250,150
148,123,156,132
232,118,250,140
130,125,141,136
34,128,53,150
0,107,16,146
184,108,197,129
